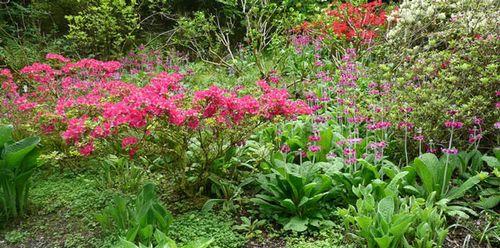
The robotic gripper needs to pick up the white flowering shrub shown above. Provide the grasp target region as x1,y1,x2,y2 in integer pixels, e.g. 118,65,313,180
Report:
386,0,499,47
379,0,499,147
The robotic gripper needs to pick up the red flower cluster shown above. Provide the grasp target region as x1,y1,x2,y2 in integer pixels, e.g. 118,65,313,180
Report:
325,0,386,42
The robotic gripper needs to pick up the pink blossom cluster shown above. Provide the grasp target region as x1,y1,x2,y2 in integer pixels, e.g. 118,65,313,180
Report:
1,54,311,156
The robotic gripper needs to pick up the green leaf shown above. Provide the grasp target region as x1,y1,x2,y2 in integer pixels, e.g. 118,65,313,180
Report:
139,224,154,241
482,156,500,170
181,238,214,248
475,195,500,209
414,154,439,196
374,235,394,248
377,196,394,222
117,238,140,248
354,216,372,231
202,199,224,212
4,136,40,168
280,198,297,212
0,125,13,148
283,216,308,232
446,174,482,201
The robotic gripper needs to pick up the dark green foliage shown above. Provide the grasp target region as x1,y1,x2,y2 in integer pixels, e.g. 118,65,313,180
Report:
65,0,139,58
252,159,334,232
0,125,40,221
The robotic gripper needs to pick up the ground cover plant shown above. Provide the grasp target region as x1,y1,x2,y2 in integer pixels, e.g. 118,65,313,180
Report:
0,0,499,247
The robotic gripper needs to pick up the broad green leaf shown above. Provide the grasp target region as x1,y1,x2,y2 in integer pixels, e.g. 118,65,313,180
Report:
280,198,297,212
202,199,224,212
482,156,500,170
475,195,500,209
377,196,394,222
374,235,394,248
283,216,308,232
117,238,141,248
446,174,482,201
354,216,372,231
414,154,439,196
4,136,40,168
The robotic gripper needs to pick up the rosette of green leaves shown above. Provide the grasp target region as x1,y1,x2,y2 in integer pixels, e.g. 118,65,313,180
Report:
252,159,334,232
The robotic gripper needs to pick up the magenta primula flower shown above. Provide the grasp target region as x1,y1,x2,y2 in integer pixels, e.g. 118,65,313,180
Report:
442,148,458,155
308,145,321,153
280,144,291,153
444,120,463,129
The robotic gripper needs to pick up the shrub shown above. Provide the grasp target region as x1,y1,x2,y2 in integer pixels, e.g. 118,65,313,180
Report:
380,0,499,148
65,0,139,57
293,0,388,60
0,55,310,194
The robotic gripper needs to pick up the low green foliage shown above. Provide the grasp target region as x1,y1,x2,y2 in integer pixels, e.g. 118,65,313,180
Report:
340,186,448,248
0,125,40,221
169,211,246,248
119,230,214,248
97,183,173,246
98,155,146,194
285,227,354,248
252,159,334,232
232,216,265,239
4,230,27,244
404,153,487,217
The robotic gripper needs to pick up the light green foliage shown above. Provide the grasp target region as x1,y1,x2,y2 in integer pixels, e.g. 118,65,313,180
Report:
169,211,246,248
0,125,40,220
285,227,354,248
172,12,224,65
4,230,28,244
15,171,117,247
382,0,500,147
97,183,173,246
118,229,214,248
340,185,448,248
65,0,139,57
252,159,334,232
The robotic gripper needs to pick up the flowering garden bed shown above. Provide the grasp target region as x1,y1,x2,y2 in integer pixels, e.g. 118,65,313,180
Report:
0,0,498,247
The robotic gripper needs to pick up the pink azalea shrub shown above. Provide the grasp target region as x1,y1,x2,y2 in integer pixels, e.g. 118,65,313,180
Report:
1,54,311,160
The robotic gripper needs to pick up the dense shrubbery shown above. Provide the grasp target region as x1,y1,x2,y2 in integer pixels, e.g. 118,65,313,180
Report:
0,0,499,247
65,0,139,57
381,0,500,148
